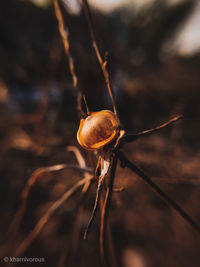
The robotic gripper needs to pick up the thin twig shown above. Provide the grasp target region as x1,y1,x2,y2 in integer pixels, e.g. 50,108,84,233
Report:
100,155,118,267
65,146,93,259
84,149,111,240
53,0,88,116
12,175,93,258
67,146,87,169
9,163,92,238
57,147,93,267
83,175,103,240
81,0,118,116
83,94,90,115
121,115,183,143
53,0,77,89
57,182,92,267
112,186,125,192
115,150,200,234
70,181,92,255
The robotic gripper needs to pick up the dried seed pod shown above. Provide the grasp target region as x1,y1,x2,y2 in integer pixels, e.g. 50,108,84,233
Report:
77,110,120,150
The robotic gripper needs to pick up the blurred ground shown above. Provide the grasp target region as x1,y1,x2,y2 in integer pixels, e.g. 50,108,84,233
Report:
0,0,200,267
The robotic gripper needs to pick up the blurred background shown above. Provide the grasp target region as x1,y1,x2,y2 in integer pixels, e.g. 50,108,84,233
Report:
0,0,200,266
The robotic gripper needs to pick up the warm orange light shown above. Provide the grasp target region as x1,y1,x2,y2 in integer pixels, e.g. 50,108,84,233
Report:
77,110,120,150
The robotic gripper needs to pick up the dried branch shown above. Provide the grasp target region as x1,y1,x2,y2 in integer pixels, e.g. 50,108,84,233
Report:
13,175,93,258
84,149,111,240
9,163,92,238
57,178,91,267
83,174,103,240
115,150,200,234
53,0,77,89
81,0,118,116
53,0,87,116
57,147,92,267
69,180,92,259
100,155,118,267
121,115,183,143
67,146,87,170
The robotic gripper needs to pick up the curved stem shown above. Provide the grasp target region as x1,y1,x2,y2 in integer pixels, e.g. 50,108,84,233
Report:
13,176,93,258
122,115,183,143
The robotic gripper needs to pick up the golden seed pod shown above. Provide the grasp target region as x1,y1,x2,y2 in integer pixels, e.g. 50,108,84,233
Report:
77,110,120,151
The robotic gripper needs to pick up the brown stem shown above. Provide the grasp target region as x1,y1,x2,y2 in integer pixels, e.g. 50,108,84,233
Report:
81,0,118,116
57,180,92,267
53,0,88,117
9,164,92,239
83,174,104,240
53,0,77,88
71,180,92,253
122,115,183,143
12,176,93,258
57,146,93,267
115,150,200,234
100,155,118,267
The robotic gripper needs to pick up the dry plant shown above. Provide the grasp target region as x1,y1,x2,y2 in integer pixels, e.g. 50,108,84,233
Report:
3,1,200,267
